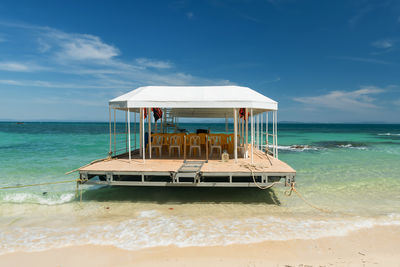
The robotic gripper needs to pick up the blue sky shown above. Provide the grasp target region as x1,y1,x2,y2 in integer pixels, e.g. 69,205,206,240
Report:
0,0,399,122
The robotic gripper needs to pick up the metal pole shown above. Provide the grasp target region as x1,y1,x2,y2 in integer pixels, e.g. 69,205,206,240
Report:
225,113,228,133
234,108,238,163
142,108,145,162
273,111,276,158
134,111,137,150
275,111,277,158
260,112,263,151
241,116,244,146
245,108,248,158
128,109,131,161
266,112,269,152
276,111,278,159
125,110,128,153
113,109,116,156
139,109,142,157
256,113,259,150
238,116,241,144
148,108,152,159
109,107,112,155
251,108,254,164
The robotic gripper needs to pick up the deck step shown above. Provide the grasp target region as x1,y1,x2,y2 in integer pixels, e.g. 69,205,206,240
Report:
175,161,205,182
178,161,205,173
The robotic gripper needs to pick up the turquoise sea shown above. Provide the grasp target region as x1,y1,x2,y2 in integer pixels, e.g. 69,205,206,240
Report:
1,122,400,253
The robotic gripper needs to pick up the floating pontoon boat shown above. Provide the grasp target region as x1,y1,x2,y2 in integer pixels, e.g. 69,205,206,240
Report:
77,86,296,188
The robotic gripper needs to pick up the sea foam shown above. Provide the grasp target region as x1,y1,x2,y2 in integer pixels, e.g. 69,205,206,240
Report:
1,210,399,255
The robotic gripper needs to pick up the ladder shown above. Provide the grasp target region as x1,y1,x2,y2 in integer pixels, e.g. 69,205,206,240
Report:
162,108,178,133
174,161,205,183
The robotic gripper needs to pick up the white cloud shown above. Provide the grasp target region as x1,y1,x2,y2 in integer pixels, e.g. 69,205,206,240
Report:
0,22,232,95
39,30,120,61
37,38,51,53
293,86,385,111
0,79,133,89
372,39,395,49
58,34,119,61
135,58,173,69
334,56,396,65
0,62,32,72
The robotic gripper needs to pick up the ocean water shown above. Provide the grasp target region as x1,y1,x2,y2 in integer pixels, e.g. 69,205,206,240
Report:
1,122,400,254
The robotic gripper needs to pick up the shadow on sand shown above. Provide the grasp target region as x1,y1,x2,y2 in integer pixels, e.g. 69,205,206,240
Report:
80,186,281,205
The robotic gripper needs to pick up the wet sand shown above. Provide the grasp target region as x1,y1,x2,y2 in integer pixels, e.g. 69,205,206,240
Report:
1,225,399,267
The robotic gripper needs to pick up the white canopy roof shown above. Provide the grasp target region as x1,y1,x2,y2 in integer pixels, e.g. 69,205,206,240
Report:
109,86,277,118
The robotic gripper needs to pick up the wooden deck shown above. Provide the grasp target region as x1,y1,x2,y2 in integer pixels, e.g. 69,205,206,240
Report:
79,149,296,188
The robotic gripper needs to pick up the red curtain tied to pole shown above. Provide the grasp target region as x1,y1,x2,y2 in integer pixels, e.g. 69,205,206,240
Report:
143,108,162,120
239,108,249,120
152,108,163,122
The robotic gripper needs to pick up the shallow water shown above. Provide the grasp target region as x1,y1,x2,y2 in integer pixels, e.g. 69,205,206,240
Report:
1,122,399,253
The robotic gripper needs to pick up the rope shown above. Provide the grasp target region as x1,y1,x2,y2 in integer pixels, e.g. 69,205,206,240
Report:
284,182,355,216
240,162,281,190
243,161,353,215
285,182,333,213
0,179,81,190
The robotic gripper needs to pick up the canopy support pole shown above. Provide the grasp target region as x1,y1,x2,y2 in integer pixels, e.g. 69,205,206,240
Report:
266,112,269,153
273,111,276,158
256,113,259,150
109,107,112,155
251,108,254,164
245,108,248,159
127,109,131,161
125,110,128,153
225,114,228,133
233,108,238,163
241,116,244,145
139,110,142,157
275,111,278,159
148,108,152,159
260,113,264,151
113,109,116,156
238,116,241,145
134,111,136,150
140,108,145,162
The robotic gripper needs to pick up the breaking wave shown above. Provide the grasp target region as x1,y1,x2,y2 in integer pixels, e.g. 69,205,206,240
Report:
378,133,400,136
1,210,399,254
276,145,320,151
276,142,368,152
0,192,75,205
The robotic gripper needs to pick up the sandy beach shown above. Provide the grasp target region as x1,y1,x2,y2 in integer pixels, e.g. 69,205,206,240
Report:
1,225,399,267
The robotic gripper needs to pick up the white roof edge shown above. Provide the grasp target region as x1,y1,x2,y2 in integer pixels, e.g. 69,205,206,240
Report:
109,85,278,112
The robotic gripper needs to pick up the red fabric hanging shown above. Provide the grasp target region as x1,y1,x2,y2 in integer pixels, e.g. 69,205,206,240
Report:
152,108,163,122
239,108,249,120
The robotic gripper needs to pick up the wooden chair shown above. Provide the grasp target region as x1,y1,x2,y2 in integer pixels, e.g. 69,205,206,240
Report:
169,135,182,157
151,135,163,157
209,135,222,158
189,135,201,157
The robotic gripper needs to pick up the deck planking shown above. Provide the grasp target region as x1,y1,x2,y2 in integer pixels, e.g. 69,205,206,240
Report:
79,149,295,175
